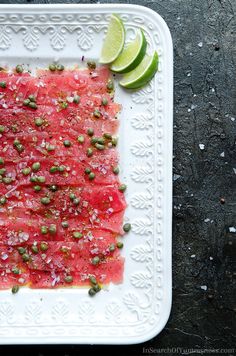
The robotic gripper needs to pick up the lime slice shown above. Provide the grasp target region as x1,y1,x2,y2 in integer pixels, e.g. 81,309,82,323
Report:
100,14,125,64
119,51,159,89
110,29,147,73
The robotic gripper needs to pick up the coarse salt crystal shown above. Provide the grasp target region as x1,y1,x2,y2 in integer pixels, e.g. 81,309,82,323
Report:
1,253,8,261
229,227,236,233
200,285,207,291
199,143,205,150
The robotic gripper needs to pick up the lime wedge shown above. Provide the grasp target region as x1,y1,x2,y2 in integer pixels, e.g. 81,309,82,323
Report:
110,29,147,73
119,51,159,89
100,14,125,64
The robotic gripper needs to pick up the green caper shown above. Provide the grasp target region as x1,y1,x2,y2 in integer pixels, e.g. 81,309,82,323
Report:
58,165,65,172
93,284,101,293
0,81,6,88
30,176,37,183
97,137,105,144
63,140,71,147
89,275,97,285
103,133,112,140
101,97,108,106
109,243,116,252
56,64,64,71
28,94,36,102
123,223,131,233
46,144,55,152
73,95,80,104
69,193,76,201
88,287,96,296
40,242,48,252
0,125,5,133
64,275,73,283
0,168,6,175
32,162,41,172
61,221,69,228
117,241,124,249
35,117,43,127
41,197,51,205
22,167,31,176
0,157,4,165
73,232,83,239
87,148,93,157
95,143,105,151
2,177,12,184
12,285,19,294
93,109,101,118
118,184,127,192
91,256,100,265
90,137,98,145
33,185,41,192
23,99,30,106
77,135,84,143
12,267,20,275
49,224,57,235
15,65,23,73
28,102,37,110
87,61,96,70
87,128,94,136
107,79,114,91
50,166,58,174
73,198,80,206
49,185,58,192
16,144,24,153
0,196,7,205
88,172,95,180
22,253,30,262
112,166,119,175
31,245,39,254
49,63,56,71
17,247,26,255
112,136,118,146
41,226,48,235
37,176,46,183
84,167,91,174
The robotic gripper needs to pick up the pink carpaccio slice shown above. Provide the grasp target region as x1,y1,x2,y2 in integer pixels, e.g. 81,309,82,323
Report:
0,67,126,290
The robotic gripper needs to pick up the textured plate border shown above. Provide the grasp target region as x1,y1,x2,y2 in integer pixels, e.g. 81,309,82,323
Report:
0,4,173,345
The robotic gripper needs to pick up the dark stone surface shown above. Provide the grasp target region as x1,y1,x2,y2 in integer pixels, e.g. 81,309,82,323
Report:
0,0,236,354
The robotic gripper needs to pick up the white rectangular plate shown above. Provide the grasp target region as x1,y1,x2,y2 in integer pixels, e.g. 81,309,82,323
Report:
0,4,173,345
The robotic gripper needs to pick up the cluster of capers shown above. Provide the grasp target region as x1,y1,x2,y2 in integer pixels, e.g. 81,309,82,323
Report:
88,275,101,297
69,193,80,206
23,94,38,110
49,63,64,72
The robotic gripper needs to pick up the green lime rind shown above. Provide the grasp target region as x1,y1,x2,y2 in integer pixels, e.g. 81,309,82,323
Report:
99,14,125,64
110,29,147,74
119,51,159,89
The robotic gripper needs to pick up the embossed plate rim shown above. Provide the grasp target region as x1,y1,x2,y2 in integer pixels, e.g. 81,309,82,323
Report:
0,4,173,345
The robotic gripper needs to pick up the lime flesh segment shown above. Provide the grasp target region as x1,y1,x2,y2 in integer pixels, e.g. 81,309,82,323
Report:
100,14,125,64
119,51,159,89
110,29,147,74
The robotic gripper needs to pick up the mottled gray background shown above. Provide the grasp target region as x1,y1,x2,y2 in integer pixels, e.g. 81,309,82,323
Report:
0,0,235,355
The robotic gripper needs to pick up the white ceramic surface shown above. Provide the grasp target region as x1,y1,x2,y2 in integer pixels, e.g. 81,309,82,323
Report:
0,4,173,344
